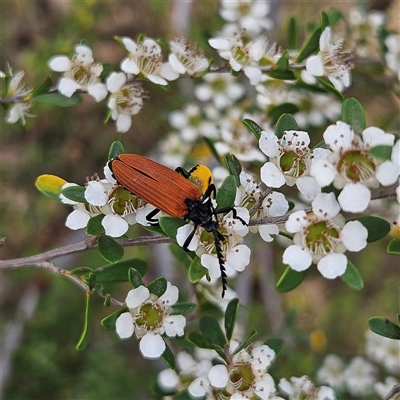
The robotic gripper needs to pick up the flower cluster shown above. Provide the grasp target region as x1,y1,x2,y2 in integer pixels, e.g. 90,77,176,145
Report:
115,282,186,359
188,342,278,399
279,375,336,400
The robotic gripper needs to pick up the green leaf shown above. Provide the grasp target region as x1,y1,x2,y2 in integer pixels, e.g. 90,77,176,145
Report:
216,175,236,209
86,214,105,236
61,185,87,203
34,92,82,107
296,25,322,63
368,317,400,340
267,103,299,122
242,118,263,140
316,77,344,100
264,337,284,357
203,136,223,164
161,343,176,369
30,76,53,98
76,292,92,350
94,258,148,283
188,257,207,283
397,313,400,325
128,268,144,288
108,141,125,160
224,154,242,187
100,63,114,80
341,97,366,133
98,235,124,263
288,17,298,49
35,174,68,202
148,277,168,297
171,302,196,315
87,273,97,290
232,329,257,356
69,266,94,275
320,11,330,30
275,50,289,72
142,224,166,236
264,70,296,80
159,216,187,240
186,331,222,351
169,243,191,267
327,8,343,25
275,113,299,138
225,298,239,341
200,315,226,348
101,308,127,331
369,145,393,160
355,216,390,242
172,390,192,400
387,237,400,254
340,261,364,290
276,267,308,292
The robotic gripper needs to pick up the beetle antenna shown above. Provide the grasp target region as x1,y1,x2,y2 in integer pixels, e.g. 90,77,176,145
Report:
213,230,227,298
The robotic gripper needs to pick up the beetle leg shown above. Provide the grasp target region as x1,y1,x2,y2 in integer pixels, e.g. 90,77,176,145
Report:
146,208,161,225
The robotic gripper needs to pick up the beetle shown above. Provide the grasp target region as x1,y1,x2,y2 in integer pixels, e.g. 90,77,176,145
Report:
108,153,244,297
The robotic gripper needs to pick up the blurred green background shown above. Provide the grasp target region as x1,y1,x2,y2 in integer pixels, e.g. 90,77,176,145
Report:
1,0,399,399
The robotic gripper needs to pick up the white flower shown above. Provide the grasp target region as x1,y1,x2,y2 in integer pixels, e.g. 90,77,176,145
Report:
209,31,280,85
260,130,330,201
310,121,399,212
279,375,336,400
189,344,276,399
235,171,289,242
374,376,400,398
384,34,400,81
316,354,346,391
4,69,34,125
120,36,179,85
168,103,219,142
106,72,145,133
365,330,400,375
343,356,377,397
48,44,107,101
219,0,273,36
115,282,186,359
283,192,368,279
168,38,209,76
306,27,353,91
194,72,246,109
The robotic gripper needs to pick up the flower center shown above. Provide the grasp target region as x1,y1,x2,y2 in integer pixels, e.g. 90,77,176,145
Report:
110,187,138,215
229,362,254,392
306,220,340,254
136,303,163,329
337,149,376,182
279,149,307,177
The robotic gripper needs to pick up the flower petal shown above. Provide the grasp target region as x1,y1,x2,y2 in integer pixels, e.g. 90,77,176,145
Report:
139,332,166,359
57,77,80,97
338,183,371,213
317,253,347,278
126,286,150,308
48,55,71,72
87,83,108,102
101,214,129,237
120,57,140,75
340,220,368,252
65,209,90,230
260,162,286,188
159,281,179,305
208,364,229,388
226,245,251,272
282,245,312,271
115,312,135,339
85,181,108,206
163,315,186,337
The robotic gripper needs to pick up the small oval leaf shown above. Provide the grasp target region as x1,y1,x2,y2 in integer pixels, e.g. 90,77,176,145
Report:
224,154,242,187
108,141,125,160
171,302,196,315
128,268,145,288
355,216,390,242
200,315,226,348
86,214,105,236
161,343,176,369
216,175,237,209
189,257,207,283
232,329,257,356
148,277,168,297
340,261,364,290
35,174,67,202
159,216,186,240
275,113,299,138
387,237,400,254
368,316,400,340
94,258,148,283
34,92,82,107
98,235,124,263
62,185,87,203
242,119,263,140
276,267,308,292
369,145,393,160
264,337,284,358
341,97,366,134
101,308,127,331
296,25,322,63
225,298,239,341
